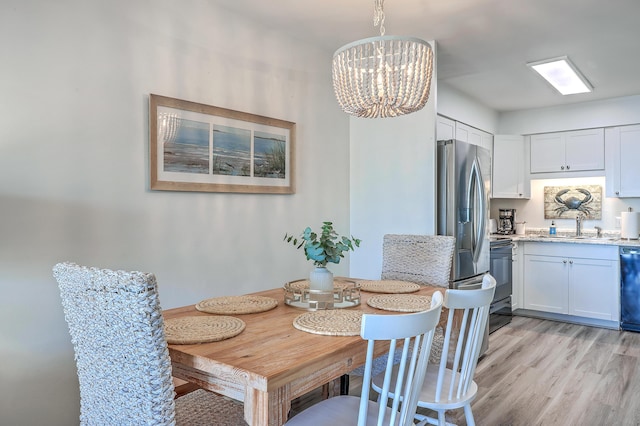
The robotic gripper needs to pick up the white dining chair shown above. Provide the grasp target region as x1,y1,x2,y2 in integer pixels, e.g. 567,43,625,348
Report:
286,292,444,426
381,234,456,288
372,274,496,426
53,262,246,426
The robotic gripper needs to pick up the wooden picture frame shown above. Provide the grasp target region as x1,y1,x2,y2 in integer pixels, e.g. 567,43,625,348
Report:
149,94,295,194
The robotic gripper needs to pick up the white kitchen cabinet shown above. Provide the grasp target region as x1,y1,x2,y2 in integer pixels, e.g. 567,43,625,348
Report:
480,132,493,153
492,135,530,199
523,243,619,322
605,124,640,197
568,257,619,320
524,255,568,313
437,116,455,141
530,128,604,174
455,121,493,151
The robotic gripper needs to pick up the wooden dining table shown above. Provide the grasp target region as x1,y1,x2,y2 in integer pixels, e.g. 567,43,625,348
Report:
164,283,445,426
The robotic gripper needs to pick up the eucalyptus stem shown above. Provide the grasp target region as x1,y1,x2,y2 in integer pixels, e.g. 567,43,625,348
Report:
284,221,361,267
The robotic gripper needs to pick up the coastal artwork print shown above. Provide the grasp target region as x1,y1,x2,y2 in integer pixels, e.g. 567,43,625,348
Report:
150,94,295,194
543,185,602,219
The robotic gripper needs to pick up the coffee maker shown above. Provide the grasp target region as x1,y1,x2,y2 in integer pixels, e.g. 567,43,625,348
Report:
497,209,516,234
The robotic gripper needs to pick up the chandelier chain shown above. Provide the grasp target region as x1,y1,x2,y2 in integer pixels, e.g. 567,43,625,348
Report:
331,0,433,118
374,0,386,36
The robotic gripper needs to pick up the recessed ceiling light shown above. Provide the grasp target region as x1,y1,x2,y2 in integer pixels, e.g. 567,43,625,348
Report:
527,56,592,95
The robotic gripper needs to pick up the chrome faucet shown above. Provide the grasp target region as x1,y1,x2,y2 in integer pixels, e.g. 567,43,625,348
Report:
594,226,602,238
576,213,586,236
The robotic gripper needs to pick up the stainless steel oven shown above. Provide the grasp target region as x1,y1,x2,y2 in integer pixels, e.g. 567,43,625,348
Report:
489,238,513,333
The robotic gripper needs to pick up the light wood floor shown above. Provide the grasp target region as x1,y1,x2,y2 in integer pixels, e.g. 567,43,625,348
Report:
291,315,640,425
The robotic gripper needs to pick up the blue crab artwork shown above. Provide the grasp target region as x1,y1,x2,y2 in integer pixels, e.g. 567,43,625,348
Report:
553,188,594,217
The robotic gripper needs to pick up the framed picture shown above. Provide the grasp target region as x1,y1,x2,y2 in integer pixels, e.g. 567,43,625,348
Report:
149,94,295,194
543,185,602,219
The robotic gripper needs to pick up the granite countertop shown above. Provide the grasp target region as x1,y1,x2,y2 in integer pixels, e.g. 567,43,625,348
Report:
493,228,640,247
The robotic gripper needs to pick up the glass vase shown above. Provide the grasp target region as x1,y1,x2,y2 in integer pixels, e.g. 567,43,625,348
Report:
309,266,334,292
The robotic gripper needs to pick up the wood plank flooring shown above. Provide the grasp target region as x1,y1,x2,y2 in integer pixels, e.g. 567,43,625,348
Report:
290,316,640,425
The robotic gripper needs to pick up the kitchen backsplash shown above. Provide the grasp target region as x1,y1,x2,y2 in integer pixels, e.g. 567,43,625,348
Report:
491,176,640,232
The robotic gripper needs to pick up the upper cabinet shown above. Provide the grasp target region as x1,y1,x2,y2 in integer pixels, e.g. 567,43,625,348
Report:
530,128,604,174
437,116,493,151
492,135,530,199
605,124,640,197
437,116,455,141
455,121,493,152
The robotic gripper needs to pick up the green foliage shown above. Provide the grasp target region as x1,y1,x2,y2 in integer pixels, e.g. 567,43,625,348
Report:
284,221,361,267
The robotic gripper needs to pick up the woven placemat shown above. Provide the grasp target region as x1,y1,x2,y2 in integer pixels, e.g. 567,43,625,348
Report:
164,316,246,344
293,310,363,336
195,295,278,315
367,294,433,312
356,280,421,294
287,279,352,291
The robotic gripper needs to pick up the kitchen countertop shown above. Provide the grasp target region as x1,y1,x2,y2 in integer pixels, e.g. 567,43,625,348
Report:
492,228,640,247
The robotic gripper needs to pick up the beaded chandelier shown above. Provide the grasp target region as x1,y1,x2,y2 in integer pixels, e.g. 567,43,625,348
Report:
332,0,434,118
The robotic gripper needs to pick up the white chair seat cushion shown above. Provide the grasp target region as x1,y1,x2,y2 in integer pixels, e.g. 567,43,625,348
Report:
286,395,398,426
372,365,478,411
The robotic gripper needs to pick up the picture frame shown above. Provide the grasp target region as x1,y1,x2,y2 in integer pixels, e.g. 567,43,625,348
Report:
149,94,295,194
543,185,602,219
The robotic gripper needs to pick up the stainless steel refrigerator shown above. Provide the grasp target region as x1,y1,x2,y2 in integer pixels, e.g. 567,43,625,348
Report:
436,139,491,289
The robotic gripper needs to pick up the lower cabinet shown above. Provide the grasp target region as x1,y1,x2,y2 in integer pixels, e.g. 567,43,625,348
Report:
524,254,568,314
523,243,619,322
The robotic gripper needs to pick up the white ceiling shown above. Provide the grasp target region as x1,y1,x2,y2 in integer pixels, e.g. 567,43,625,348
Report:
214,0,640,112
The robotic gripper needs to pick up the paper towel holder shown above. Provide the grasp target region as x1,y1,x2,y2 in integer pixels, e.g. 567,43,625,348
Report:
621,208,640,240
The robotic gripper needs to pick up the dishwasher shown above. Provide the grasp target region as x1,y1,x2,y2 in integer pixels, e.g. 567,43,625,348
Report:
620,247,640,332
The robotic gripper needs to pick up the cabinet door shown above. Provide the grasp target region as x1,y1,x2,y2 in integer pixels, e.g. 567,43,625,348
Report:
530,133,565,173
606,125,640,197
492,135,529,199
564,128,604,171
455,121,471,143
524,255,568,313
480,131,494,152
437,116,455,141
569,258,619,320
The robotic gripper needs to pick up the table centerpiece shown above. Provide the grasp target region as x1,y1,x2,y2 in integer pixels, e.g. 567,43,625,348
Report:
285,221,361,291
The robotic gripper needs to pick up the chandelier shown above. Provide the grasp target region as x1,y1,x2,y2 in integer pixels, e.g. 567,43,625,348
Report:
332,0,434,118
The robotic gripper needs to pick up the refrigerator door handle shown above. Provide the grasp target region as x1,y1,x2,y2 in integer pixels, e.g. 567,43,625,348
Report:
468,157,487,263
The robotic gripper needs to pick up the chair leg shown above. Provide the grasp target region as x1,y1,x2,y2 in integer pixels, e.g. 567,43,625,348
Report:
438,410,446,426
463,404,475,426
414,412,439,425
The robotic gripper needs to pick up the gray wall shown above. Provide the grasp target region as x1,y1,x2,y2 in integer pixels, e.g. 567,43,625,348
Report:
0,1,351,424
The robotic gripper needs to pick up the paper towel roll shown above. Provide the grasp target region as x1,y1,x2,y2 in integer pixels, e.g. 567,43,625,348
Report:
621,212,640,239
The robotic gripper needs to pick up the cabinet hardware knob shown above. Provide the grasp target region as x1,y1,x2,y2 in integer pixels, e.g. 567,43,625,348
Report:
561,166,565,170
569,260,573,264
566,165,570,170
563,259,567,264
616,191,620,195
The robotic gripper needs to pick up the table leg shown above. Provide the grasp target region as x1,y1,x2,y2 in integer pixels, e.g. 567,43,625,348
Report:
245,386,291,426
340,374,350,395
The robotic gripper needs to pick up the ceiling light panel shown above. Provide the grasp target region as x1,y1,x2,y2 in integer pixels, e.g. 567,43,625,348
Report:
527,56,592,95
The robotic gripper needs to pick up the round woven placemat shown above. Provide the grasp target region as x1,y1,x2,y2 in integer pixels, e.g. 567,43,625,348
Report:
293,310,363,336
356,280,421,294
367,294,433,312
195,295,278,315
287,279,352,291
164,316,246,344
